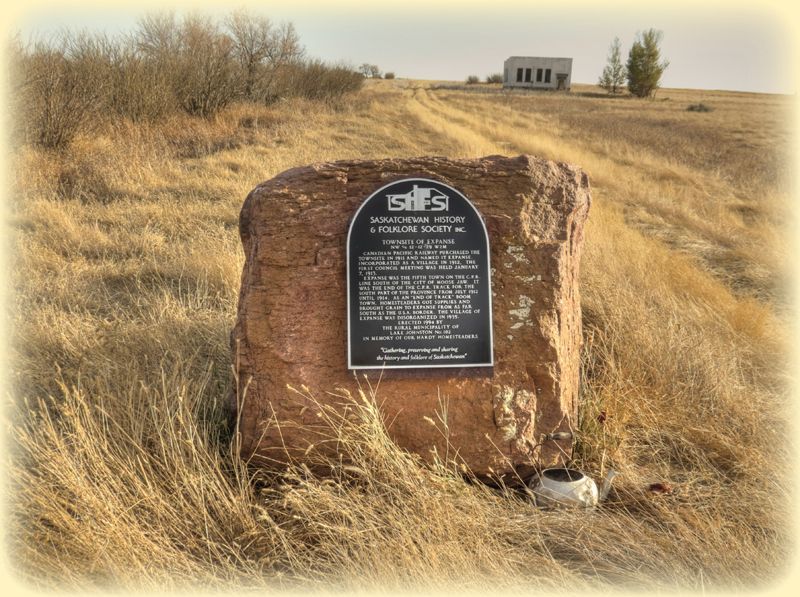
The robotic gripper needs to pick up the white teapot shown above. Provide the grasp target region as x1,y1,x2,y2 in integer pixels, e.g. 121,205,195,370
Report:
529,468,618,508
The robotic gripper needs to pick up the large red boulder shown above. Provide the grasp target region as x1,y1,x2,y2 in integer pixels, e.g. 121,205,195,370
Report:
230,155,591,483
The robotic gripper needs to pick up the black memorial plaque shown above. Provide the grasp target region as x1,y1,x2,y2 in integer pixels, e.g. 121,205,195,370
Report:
347,178,493,369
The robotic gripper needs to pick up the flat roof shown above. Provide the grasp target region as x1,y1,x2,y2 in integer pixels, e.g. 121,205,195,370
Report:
505,56,572,60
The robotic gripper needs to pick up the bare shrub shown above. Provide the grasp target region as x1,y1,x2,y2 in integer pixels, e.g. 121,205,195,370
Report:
133,12,243,118
175,14,242,117
12,31,110,149
384,72,395,80
485,73,503,84
9,9,365,144
275,59,364,103
104,35,176,124
225,9,304,103
466,75,480,85
359,63,382,79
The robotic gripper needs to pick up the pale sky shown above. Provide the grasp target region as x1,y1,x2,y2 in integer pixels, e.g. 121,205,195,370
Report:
6,0,800,95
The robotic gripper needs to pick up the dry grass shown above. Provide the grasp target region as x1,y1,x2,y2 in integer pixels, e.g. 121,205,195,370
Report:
6,78,795,592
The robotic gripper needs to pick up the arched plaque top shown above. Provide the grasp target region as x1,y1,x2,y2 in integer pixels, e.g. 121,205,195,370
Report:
347,178,493,369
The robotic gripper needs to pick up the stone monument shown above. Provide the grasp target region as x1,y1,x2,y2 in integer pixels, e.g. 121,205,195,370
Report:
230,155,591,483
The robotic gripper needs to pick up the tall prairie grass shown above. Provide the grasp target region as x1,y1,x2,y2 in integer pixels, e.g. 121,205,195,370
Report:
6,77,795,591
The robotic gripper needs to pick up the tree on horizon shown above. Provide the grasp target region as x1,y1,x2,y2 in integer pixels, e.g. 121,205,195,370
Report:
626,29,669,98
598,36,626,94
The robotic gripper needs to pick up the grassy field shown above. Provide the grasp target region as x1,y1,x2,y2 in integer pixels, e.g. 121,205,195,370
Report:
6,78,795,592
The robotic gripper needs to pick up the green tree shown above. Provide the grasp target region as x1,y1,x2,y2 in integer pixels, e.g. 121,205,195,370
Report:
597,36,625,93
626,29,669,98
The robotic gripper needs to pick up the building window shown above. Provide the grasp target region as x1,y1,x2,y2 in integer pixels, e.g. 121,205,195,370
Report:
545,69,551,83
516,68,523,82
536,68,543,82
524,68,532,82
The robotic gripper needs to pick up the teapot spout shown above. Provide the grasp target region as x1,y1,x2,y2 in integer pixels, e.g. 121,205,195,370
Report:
599,470,619,503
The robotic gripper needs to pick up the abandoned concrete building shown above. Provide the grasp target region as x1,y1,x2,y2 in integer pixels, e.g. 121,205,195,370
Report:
503,57,573,90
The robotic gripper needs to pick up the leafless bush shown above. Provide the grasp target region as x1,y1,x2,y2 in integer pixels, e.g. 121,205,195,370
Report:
485,73,503,84
122,10,351,113
8,10,365,148
275,59,364,103
225,9,304,104
11,31,110,149
466,75,480,85
359,63,382,79
134,13,242,118
104,35,176,123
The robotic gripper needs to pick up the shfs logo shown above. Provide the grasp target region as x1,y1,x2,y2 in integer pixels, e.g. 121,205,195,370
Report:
387,185,449,211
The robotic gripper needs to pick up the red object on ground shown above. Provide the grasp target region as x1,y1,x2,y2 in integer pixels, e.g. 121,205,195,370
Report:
647,483,673,495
